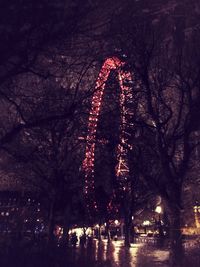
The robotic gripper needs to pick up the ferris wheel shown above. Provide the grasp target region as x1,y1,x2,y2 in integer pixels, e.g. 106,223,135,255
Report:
82,57,134,215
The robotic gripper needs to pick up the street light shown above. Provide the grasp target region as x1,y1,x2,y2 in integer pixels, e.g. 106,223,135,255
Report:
155,206,164,238
193,205,200,228
143,220,151,234
143,220,151,226
155,206,162,214
114,220,119,225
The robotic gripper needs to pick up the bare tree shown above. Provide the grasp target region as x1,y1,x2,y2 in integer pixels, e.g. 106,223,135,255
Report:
1,83,87,245
109,9,200,265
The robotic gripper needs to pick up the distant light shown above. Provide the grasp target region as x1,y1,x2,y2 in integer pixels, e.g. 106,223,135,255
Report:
193,206,200,213
143,220,151,226
114,220,119,225
69,227,83,237
155,206,162,214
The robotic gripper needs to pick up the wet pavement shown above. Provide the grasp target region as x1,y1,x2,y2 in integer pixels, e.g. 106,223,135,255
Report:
71,239,169,267
1,238,200,267
64,239,200,267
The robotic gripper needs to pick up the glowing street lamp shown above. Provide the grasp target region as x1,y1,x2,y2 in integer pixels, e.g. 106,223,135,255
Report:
114,220,119,225
155,206,162,214
155,206,164,237
193,205,200,228
155,206,162,224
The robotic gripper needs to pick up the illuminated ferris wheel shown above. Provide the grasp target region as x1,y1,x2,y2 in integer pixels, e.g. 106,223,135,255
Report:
82,57,134,214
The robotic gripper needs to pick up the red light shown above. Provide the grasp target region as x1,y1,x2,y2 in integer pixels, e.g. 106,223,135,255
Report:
83,57,133,214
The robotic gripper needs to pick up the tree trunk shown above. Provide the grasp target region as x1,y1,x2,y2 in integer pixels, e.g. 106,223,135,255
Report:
47,199,56,245
124,218,131,247
62,206,70,247
131,225,135,243
62,225,69,247
98,224,102,241
16,192,25,242
104,220,111,242
169,207,183,267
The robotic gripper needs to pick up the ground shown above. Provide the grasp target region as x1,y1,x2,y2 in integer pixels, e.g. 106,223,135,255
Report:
0,238,200,267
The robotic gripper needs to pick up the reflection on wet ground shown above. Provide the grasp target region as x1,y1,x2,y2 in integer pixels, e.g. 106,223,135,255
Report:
70,239,169,267
88,240,136,267
1,238,200,267
68,239,200,267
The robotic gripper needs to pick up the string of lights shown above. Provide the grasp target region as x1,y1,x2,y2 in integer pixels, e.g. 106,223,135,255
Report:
82,57,133,215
